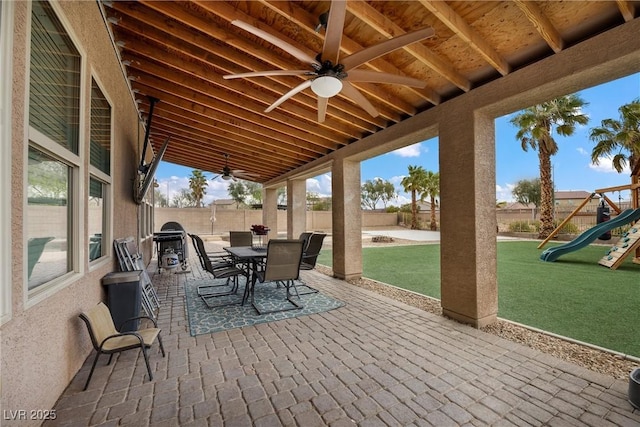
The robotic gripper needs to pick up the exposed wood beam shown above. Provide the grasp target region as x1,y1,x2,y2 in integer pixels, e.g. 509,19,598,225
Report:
418,0,511,76
257,0,442,105
109,2,390,133
141,0,417,119
348,0,470,92
137,100,312,168
513,0,564,53
117,33,378,138
617,0,636,22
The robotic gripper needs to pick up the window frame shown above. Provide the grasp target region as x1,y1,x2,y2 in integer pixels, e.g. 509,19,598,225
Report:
88,74,113,267
24,0,86,306
1,0,15,324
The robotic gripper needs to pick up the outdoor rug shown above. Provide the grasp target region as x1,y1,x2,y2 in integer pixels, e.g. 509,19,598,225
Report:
184,276,345,336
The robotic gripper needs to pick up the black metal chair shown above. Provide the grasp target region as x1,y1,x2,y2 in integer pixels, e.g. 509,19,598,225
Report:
251,239,305,314
299,232,313,253
188,233,233,271
229,231,253,247
293,233,327,295
189,233,246,308
300,233,326,270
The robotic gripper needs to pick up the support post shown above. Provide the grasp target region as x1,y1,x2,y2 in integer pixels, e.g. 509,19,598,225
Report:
287,179,307,239
331,158,362,280
439,109,497,328
262,187,278,242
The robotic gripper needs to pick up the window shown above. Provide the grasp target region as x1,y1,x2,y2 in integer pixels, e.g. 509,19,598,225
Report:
27,147,72,288
88,177,105,261
27,1,81,293
89,78,111,262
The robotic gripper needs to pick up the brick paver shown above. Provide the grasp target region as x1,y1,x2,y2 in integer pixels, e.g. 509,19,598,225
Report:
44,243,640,426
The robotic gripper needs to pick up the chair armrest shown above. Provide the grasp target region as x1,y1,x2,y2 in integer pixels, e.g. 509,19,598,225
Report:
98,331,144,351
301,252,320,261
119,315,158,330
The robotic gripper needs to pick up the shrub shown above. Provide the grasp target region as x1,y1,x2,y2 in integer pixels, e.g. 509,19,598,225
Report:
553,219,579,234
508,221,532,232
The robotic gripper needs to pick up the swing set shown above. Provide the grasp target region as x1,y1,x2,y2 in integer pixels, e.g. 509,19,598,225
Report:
538,163,640,269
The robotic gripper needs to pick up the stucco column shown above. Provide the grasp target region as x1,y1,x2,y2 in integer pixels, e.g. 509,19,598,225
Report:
332,158,362,280
286,179,307,239
439,108,497,328
262,187,278,241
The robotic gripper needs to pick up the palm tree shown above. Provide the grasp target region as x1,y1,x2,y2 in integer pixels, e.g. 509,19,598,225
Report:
590,99,640,173
401,165,428,229
188,169,208,207
421,171,439,231
510,94,589,239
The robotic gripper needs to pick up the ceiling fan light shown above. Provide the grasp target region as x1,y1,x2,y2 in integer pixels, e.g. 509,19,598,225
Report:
222,174,232,181
311,76,342,98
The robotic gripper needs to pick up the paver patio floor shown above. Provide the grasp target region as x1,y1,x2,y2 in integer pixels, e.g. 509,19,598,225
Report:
45,245,640,426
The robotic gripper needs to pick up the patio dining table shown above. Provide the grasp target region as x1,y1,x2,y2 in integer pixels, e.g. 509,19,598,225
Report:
223,245,267,307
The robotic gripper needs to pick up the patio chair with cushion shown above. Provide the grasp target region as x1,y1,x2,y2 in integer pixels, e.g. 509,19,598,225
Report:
79,302,165,390
251,239,305,314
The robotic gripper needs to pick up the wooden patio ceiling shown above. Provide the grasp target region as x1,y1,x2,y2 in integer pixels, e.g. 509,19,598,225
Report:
100,1,638,183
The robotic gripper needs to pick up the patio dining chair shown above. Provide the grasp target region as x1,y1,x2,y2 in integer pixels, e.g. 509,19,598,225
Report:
229,231,253,247
299,232,313,252
251,239,304,314
190,233,246,308
188,233,233,271
79,302,165,390
292,233,327,295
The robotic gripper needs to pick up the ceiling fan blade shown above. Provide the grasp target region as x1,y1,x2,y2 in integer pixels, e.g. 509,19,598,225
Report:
321,1,347,64
235,172,260,180
223,70,312,80
341,82,379,118
232,20,319,67
341,27,435,71
211,174,221,181
317,97,329,122
265,80,313,113
345,70,426,88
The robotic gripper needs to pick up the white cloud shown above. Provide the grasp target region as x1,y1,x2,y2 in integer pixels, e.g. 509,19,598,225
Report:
392,143,422,157
156,176,230,206
306,173,332,197
496,183,515,202
576,147,588,156
388,175,405,186
589,156,629,174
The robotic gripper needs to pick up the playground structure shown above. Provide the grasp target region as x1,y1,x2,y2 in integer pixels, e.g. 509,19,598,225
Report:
538,177,640,269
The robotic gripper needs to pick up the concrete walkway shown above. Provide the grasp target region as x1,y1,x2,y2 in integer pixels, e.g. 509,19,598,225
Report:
45,247,639,426
361,229,522,242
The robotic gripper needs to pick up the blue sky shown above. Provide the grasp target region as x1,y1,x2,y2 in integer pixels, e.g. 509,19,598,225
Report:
155,73,640,207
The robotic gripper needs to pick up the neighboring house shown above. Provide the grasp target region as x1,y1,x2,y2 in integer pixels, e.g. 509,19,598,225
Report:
554,190,600,213
416,201,431,212
500,191,602,214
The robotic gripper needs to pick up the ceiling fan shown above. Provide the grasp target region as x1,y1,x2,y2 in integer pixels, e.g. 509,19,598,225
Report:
224,1,435,122
211,154,259,182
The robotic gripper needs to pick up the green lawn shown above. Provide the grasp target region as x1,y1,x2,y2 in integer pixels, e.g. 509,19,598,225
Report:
317,241,640,357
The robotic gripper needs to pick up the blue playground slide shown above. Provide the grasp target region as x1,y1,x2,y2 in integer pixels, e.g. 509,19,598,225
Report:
540,208,640,262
